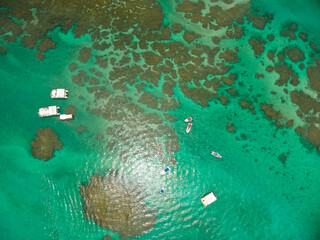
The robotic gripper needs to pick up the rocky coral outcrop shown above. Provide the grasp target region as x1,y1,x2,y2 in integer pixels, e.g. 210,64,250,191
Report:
307,58,320,92
246,14,268,30
183,31,201,44
274,63,299,86
78,47,92,63
0,46,7,55
249,38,265,56
280,22,298,40
285,47,305,63
226,123,235,132
260,103,283,128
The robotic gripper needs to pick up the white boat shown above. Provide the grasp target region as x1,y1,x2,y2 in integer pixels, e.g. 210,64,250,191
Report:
186,123,192,133
201,192,217,206
38,106,60,117
50,89,68,99
159,187,165,195
184,117,193,122
211,151,222,158
58,114,73,120
160,167,170,175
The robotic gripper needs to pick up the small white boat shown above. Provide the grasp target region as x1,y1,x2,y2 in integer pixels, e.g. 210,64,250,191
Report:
201,192,217,206
184,117,193,122
38,106,60,117
186,123,192,133
161,167,170,175
58,114,73,120
50,89,68,99
211,151,222,158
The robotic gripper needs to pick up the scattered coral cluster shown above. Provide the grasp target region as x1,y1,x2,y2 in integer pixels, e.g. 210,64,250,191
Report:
246,20,320,147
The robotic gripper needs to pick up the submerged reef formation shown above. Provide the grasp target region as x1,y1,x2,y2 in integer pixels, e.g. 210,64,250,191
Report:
1,0,319,153
0,1,255,164
102,235,112,240
80,170,156,239
61,0,255,165
0,0,164,55
64,105,76,115
30,127,62,161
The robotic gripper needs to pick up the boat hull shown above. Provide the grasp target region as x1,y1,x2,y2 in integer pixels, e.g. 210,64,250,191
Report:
184,117,192,122
160,167,170,175
186,123,192,133
211,151,222,158
58,117,73,120
58,114,73,120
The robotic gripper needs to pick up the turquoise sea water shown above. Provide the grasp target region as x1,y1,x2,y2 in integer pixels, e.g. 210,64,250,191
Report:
1,0,320,239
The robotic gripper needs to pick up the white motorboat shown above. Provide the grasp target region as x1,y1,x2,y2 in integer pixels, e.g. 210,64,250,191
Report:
50,89,68,99
184,117,193,122
186,123,192,133
58,114,73,120
38,106,60,117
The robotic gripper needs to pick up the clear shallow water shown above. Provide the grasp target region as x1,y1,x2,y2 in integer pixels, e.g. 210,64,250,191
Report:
0,0,320,240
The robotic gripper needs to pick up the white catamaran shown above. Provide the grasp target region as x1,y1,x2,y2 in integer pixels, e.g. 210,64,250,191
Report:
50,89,68,99
38,106,60,117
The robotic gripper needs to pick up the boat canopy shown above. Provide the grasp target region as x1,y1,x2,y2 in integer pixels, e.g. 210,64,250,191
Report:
201,192,217,206
50,89,68,98
38,106,60,117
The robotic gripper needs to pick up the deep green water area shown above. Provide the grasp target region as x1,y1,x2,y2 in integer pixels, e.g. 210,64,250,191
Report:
0,0,320,239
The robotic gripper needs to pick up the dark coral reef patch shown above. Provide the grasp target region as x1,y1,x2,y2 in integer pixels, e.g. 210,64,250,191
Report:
80,170,156,239
30,127,62,161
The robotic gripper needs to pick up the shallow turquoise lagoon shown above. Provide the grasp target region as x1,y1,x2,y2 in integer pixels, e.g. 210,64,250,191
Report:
0,0,320,239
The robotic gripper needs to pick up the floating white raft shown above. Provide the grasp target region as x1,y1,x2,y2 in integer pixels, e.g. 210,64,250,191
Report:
201,192,217,206
58,114,73,120
50,89,68,99
38,106,60,117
